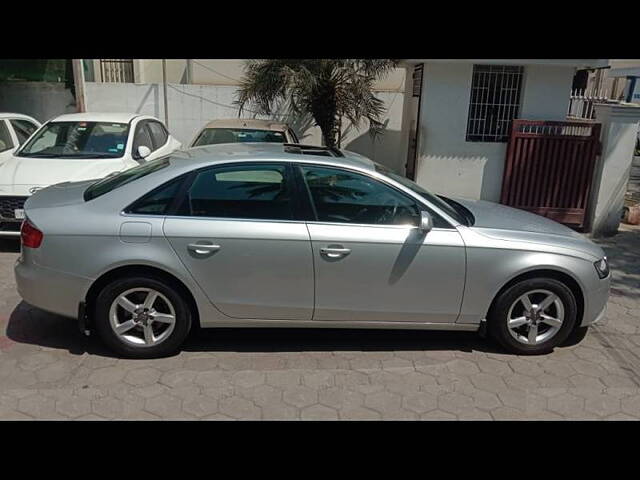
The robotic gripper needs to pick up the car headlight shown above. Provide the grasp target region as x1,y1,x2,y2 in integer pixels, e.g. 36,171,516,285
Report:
594,257,610,279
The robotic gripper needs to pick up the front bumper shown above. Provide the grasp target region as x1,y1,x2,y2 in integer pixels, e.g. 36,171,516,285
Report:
15,257,92,319
581,275,611,327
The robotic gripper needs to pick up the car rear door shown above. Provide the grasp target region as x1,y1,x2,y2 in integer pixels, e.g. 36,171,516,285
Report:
298,164,466,324
163,162,314,320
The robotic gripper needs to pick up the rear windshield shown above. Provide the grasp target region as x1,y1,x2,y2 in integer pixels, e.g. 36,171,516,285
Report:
84,157,170,201
192,128,286,146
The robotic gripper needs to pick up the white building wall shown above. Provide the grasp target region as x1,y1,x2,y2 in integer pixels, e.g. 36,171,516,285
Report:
414,62,575,202
84,79,408,173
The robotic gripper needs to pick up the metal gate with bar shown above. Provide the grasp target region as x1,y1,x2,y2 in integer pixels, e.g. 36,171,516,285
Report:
500,119,601,229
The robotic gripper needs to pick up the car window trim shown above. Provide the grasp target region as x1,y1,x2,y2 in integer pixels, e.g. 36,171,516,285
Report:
293,163,456,229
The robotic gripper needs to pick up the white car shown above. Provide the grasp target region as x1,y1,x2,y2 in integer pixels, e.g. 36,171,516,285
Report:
0,113,41,164
0,112,181,237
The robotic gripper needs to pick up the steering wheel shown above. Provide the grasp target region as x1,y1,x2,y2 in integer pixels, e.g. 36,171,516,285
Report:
377,196,400,224
351,197,400,224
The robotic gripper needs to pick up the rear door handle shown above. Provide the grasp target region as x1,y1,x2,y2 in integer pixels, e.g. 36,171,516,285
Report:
188,242,221,255
320,247,351,258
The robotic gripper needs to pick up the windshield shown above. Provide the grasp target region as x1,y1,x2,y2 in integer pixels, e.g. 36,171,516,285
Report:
84,157,170,201
374,164,467,225
193,128,286,147
18,121,130,158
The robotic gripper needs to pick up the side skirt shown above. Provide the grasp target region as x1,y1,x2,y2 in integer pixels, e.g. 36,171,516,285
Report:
198,319,480,331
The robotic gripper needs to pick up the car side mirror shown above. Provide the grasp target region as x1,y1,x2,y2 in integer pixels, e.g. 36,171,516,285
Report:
419,211,433,233
135,145,151,161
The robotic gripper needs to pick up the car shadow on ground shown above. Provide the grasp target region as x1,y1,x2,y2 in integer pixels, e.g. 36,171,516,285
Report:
6,301,511,358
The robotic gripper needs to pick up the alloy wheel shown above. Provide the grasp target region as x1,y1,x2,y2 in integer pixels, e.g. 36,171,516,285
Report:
506,289,565,346
108,287,176,347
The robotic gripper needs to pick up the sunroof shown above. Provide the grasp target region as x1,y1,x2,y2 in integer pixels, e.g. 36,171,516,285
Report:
283,143,344,157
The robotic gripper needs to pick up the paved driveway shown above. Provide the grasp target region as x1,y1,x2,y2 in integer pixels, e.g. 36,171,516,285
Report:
0,226,639,420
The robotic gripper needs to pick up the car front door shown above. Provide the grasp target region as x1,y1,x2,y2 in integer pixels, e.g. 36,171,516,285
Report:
163,162,314,320
299,164,466,324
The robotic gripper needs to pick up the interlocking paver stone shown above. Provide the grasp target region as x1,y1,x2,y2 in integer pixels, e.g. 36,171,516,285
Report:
1,224,640,419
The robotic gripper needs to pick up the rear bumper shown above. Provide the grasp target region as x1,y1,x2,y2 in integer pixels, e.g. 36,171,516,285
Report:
14,257,92,319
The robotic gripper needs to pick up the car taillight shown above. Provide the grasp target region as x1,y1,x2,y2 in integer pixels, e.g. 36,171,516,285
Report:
21,220,43,248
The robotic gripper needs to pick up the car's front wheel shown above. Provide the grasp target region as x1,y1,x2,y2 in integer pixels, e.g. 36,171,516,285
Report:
488,277,578,355
94,275,192,358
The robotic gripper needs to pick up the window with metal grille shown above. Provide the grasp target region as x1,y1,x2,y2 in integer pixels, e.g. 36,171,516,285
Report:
466,65,524,142
100,59,134,83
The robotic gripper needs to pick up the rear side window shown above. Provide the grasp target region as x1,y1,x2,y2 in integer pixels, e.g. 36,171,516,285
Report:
126,176,184,215
176,164,293,220
84,157,170,201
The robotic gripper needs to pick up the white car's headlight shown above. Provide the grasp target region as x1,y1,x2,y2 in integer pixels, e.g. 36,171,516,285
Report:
594,257,610,279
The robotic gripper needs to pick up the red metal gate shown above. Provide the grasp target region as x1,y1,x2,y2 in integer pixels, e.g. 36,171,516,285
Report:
500,120,601,229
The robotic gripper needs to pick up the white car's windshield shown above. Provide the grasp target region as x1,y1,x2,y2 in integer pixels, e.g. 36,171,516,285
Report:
18,121,130,159
193,128,286,147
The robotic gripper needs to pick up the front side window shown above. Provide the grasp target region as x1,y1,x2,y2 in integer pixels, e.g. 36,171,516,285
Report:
147,121,168,150
0,121,13,152
374,164,463,226
300,166,422,226
10,119,39,145
466,64,524,142
176,164,293,220
133,121,154,152
18,121,130,158
192,128,286,147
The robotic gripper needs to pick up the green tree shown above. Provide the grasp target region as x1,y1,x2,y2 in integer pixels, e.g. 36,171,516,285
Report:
235,59,397,149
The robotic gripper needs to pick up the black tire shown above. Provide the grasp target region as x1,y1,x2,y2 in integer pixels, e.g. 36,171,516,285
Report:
487,277,577,355
94,275,192,358
562,325,590,347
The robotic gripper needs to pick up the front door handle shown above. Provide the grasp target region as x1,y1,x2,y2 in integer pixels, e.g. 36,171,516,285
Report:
320,247,351,259
188,242,221,255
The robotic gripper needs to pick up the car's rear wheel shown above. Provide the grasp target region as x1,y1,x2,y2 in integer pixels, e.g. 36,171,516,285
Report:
487,277,578,355
94,276,192,358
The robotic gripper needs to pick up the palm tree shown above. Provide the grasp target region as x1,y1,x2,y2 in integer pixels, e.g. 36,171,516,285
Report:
235,59,397,149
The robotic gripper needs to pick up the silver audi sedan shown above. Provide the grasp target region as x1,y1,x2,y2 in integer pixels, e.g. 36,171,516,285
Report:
14,143,610,358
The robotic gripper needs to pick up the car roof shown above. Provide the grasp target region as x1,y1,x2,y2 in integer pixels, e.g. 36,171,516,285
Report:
0,112,40,122
173,142,376,172
48,112,146,124
201,118,289,131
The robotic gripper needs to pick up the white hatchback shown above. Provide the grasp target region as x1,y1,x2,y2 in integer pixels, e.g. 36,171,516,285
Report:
0,112,181,236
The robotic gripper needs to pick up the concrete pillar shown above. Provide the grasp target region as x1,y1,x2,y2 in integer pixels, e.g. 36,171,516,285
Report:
589,103,640,236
